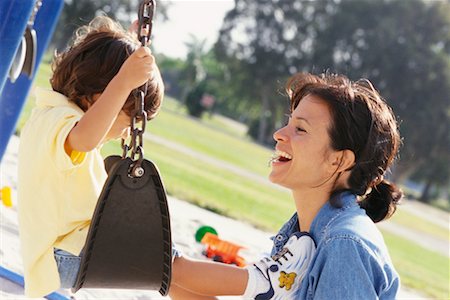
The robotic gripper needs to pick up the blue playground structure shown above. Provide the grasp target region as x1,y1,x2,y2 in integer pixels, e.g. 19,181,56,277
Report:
0,0,64,161
0,0,65,297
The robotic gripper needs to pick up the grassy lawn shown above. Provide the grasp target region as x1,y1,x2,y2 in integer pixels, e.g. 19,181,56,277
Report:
162,97,249,139
148,104,273,177
17,61,449,298
383,231,449,299
390,208,449,242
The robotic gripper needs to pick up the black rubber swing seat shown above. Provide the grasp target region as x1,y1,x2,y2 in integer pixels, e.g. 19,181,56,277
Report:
72,155,172,296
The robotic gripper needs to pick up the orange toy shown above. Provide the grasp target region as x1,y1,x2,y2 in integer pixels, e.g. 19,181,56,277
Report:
200,232,246,267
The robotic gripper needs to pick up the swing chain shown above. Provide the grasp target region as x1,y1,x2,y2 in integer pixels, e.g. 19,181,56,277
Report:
129,90,147,177
138,0,155,47
123,0,156,178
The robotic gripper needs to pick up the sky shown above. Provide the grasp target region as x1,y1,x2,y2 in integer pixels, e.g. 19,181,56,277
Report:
151,0,235,58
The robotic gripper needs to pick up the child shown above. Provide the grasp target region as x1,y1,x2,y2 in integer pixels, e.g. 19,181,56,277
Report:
18,16,315,299
18,15,163,297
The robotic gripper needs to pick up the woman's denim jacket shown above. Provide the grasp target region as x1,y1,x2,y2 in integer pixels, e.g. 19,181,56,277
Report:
271,191,400,299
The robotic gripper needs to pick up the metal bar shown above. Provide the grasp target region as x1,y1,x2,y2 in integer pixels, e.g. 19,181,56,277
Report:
0,0,64,162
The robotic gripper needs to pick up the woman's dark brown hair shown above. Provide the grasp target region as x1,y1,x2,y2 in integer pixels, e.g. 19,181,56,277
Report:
286,73,403,222
50,16,163,120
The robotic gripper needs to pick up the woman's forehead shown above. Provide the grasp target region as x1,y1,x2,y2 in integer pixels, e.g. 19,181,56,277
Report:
292,95,332,125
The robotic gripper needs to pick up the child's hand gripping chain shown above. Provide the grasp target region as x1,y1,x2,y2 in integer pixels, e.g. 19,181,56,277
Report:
115,46,155,91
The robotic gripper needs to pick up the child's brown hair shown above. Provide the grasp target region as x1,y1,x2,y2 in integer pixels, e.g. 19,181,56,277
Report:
51,16,163,120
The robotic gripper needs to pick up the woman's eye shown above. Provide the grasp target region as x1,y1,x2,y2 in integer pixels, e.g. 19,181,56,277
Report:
296,127,306,133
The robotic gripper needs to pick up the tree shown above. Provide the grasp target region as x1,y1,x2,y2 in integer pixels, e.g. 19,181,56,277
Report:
185,80,208,117
306,0,450,186
215,0,450,198
215,0,319,144
180,35,208,99
155,54,186,99
50,0,168,50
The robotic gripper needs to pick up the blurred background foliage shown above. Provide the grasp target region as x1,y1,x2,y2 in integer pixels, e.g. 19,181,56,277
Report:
49,0,449,205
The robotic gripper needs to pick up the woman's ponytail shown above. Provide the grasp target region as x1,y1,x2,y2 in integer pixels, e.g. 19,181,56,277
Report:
359,180,403,223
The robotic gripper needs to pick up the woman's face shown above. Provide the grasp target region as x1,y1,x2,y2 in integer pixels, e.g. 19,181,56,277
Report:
269,94,336,190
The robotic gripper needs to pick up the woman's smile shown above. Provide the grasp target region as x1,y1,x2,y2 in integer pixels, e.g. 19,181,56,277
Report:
271,149,293,165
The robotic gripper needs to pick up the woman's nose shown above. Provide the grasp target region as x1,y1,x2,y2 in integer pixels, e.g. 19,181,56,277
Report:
273,126,288,142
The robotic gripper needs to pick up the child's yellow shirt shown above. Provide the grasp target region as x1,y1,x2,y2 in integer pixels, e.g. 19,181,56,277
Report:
18,88,107,297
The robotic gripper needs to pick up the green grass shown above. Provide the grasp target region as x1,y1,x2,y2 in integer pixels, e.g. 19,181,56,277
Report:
390,209,449,242
383,230,450,299
161,96,249,139
148,101,273,177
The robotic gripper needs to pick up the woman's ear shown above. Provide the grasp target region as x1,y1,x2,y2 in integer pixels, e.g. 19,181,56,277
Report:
329,149,355,173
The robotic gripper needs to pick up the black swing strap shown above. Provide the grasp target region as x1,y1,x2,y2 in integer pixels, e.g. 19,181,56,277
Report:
73,1,172,295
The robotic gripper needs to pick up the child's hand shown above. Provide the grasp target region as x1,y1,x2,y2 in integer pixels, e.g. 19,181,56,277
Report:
116,46,155,91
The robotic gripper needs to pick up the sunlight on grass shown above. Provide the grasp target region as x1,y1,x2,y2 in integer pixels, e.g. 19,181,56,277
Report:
383,231,450,299
148,107,273,177
390,208,449,242
162,96,249,138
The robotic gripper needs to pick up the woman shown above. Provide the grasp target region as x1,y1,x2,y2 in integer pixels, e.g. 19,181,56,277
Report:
268,72,402,298
172,72,402,299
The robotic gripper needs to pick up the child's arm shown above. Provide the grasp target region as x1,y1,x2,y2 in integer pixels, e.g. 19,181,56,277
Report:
171,233,317,298
171,256,248,296
64,46,153,154
169,283,218,300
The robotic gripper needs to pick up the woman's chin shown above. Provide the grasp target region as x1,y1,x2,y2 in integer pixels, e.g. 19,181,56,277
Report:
269,171,284,186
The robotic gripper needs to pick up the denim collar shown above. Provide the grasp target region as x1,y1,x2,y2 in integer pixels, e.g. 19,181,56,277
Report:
309,191,357,244
271,191,358,253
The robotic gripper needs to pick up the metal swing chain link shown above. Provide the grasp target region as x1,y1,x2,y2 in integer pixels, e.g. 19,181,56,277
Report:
138,0,155,59
122,0,155,178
